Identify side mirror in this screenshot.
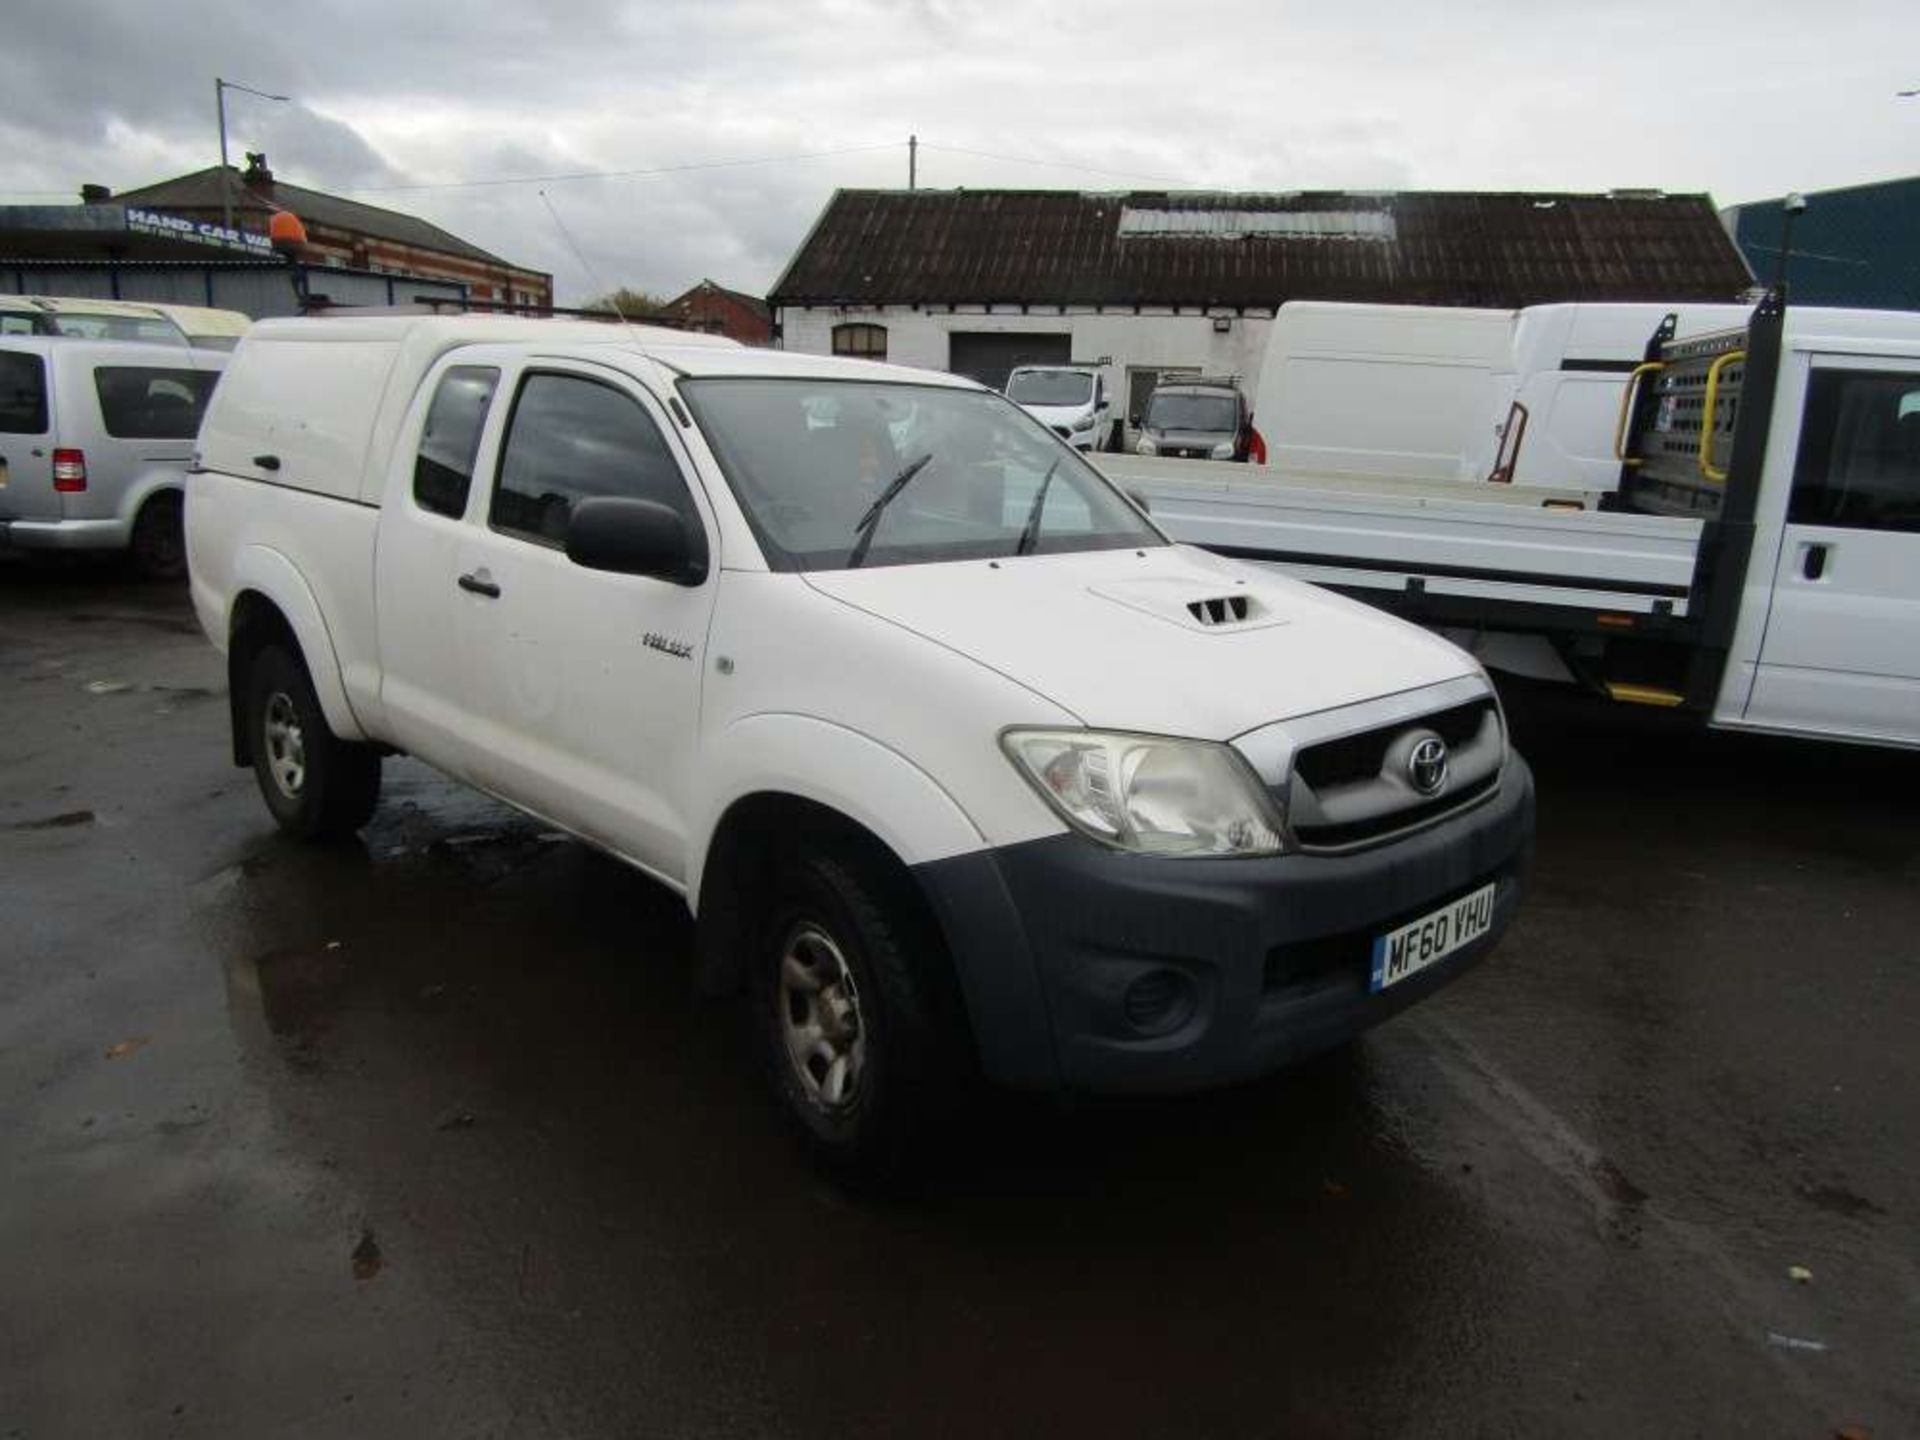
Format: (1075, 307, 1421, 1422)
(566, 496, 708, 585)
(1127, 488, 1152, 514)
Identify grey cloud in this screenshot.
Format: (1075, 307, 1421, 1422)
(3, 0, 1918, 302)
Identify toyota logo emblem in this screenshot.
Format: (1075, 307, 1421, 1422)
(1407, 736, 1449, 796)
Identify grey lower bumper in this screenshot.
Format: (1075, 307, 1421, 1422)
(1, 517, 129, 552)
(915, 751, 1535, 1095)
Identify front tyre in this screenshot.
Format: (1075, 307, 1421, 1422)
(751, 848, 963, 1179)
(245, 644, 381, 840)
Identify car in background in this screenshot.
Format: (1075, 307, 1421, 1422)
(0, 296, 251, 351)
(0, 335, 227, 578)
(1004, 364, 1115, 451)
(1135, 376, 1260, 462)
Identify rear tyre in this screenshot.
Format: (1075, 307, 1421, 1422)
(245, 644, 381, 840)
(750, 846, 965, 1181)
(129, 492, 187, 582)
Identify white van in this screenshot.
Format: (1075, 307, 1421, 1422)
(1254, 300, 1755, 489)
(187, 315, 1534, 1173)
(1, 336, 227, 577)
(1003, 364, 1114, 451)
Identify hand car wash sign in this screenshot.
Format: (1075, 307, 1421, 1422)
(125, 206, 274, 257)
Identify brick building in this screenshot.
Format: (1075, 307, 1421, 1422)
(100, 154, 552, 310)
(652, 279, 772, 343)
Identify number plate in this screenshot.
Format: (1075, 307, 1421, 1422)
(1369, 882, 1496, 993)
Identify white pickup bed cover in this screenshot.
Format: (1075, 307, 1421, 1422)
(1095, 455, 1705, 618)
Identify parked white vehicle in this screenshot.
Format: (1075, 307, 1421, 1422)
(1003, 364, 1113, 450)
(1104, 297, 1920, 750)
(187, 314, 1534, 1171)
(0, 336, 227, 577)
(1252, 299, 1754, 489)
(0, 295, 251, 351)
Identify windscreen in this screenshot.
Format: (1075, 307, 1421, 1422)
(1006, 369, 1093, 406)
(680, 378, 1162, 572)
(1145, 391, 1239, 433)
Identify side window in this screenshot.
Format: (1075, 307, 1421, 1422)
(0, 352, 49, 433)
(1790, 369, 1920, 533)
(92, 366, 219, 439)
(490, 372, 697, 546)
(831, 323, 887, 361)
(413, 366, 500, 518)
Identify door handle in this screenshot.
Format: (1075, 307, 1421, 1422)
(1801, 543, 1829, 582)
(457, 571, 501, 599)
(253, 454, 281, 472)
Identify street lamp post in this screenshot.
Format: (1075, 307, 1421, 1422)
(215, 77, 290, 238)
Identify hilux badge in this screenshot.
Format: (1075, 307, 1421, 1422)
(643, 632, 693, 660)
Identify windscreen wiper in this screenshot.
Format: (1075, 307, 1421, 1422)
(1013, 458, 1061, 556)
(847, 453, 933, 568)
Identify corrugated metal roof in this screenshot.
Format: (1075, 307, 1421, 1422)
(769, 189, 1754, 309)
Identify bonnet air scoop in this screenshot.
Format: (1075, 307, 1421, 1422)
(1087, 576, 1287, 633)
(1188, 594, 1250, 626)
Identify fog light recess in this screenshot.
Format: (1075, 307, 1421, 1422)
(1122, 968, 1197, 1037)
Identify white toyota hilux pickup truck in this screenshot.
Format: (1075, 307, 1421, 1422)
(187, 315, 1534, 1172)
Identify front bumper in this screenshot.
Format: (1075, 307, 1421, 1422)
(915, 751, 1534, 1094)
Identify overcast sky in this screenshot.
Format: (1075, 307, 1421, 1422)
(3, 0, 1916, 303)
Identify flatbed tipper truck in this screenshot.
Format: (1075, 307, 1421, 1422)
(1100, 295, 1920, 749)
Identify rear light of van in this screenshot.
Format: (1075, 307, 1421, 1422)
(52, 448, 87, 492)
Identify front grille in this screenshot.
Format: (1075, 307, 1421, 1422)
(1283, 697, 1502, 852)
(1289, 778, 1498, 850)
(1295, 699, 1492, 791)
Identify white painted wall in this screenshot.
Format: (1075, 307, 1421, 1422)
(778, 303, 1275, 429)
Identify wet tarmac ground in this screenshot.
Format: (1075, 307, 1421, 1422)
(2, 564, 1916, 1438)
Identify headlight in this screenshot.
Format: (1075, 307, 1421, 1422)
(1071, 411, 1096, 432)
(1135, 436, 1158, 455)
(1002, 729, 1287, 857)
(1210, 440, 1236, 459)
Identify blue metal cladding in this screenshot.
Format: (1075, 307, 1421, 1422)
(1729, 177, 1920, 312)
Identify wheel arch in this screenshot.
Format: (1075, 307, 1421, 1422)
(693, 788, 952, 997)
(121, 469, 184, 530)
(224, 550, 365, 764)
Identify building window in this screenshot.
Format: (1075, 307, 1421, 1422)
(832, 323, 887, 360)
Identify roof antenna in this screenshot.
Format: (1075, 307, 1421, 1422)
(538, 188, 641, 343)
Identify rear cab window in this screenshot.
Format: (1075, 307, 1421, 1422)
(0, 351, 50, 433)
(489, 371, 699, 546)
(91, 366, 219, 439)
(413, 366, 500, 519)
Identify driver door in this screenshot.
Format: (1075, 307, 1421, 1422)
(455, 359, 720, 884)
